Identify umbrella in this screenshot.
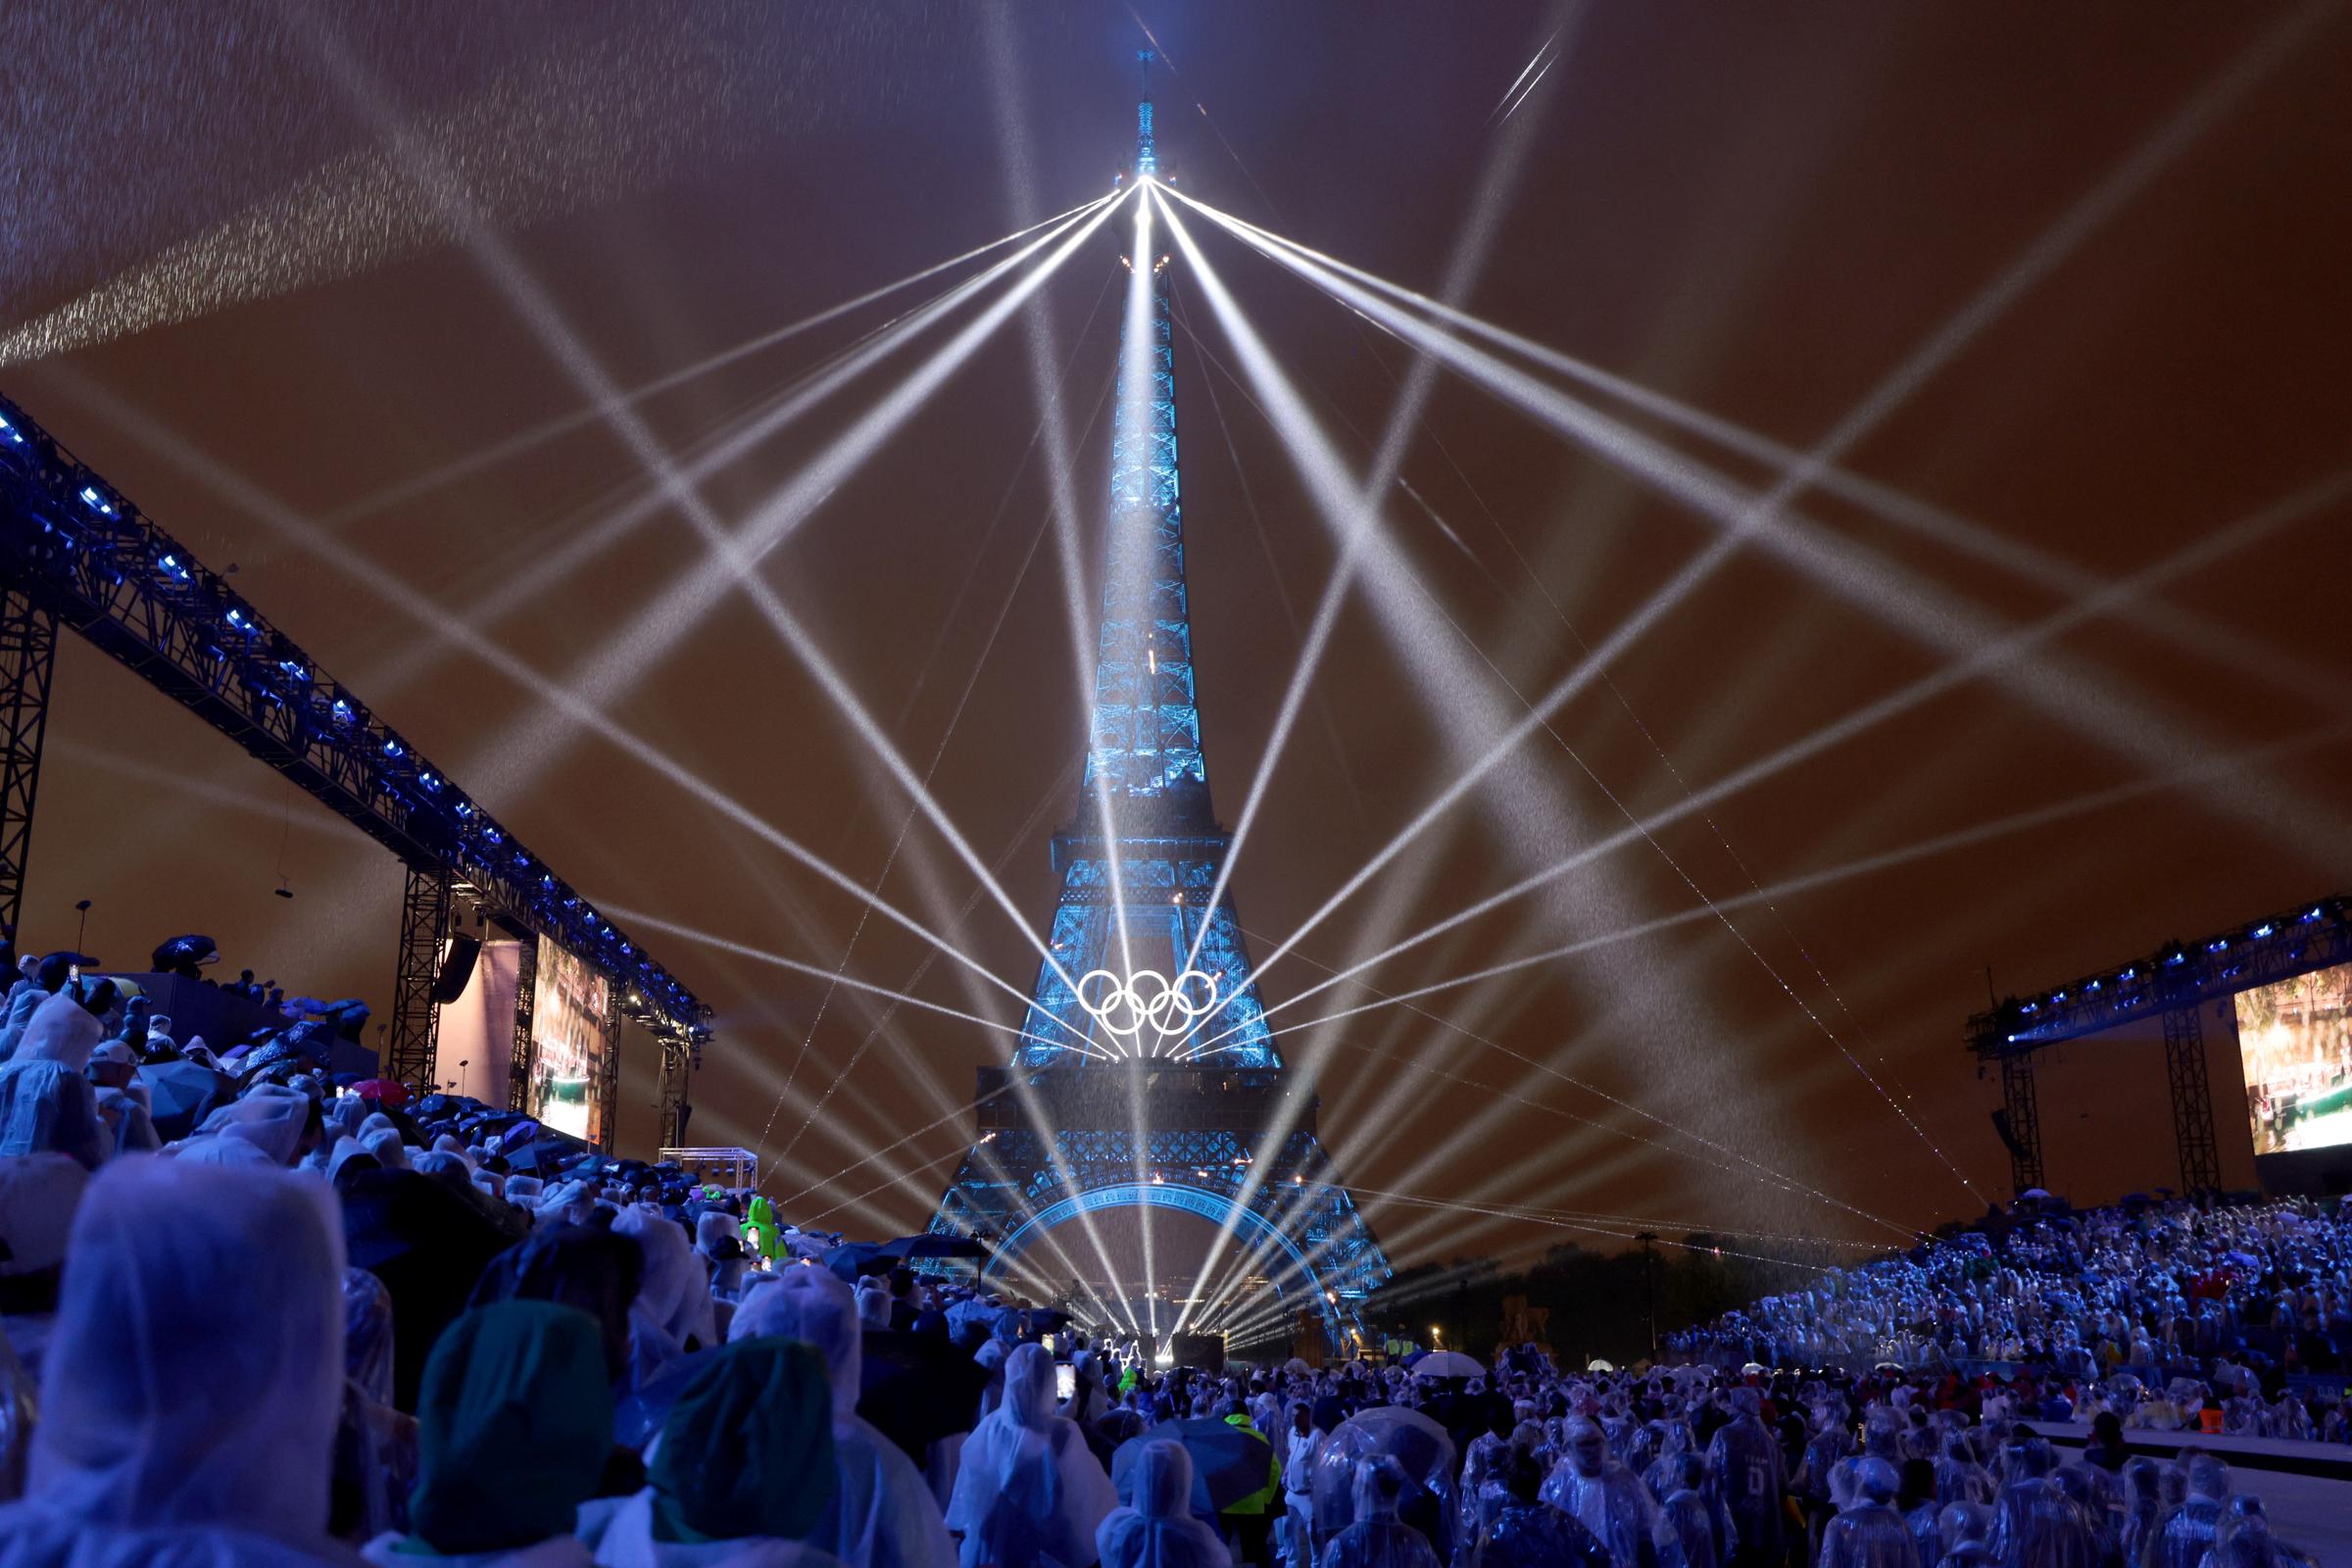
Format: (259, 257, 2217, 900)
(351, 1078, 410, 1106)
(2020, 1188, 2053, 1200)
(1338, 1406, 1454, 1484)
(858, 1328, 990, 1460)
(135, 1058, 238, 1142)
(1411, 1350, 1483, 1380)
(1116, 1418, 1276, 1513)
(882, 1232, 990, 1261)
(1283, 1357, 1312, 1376)
(947, 1297, 1007, 1338)
(823, 1242, 898, 1283)
(150, 934, 218, 970)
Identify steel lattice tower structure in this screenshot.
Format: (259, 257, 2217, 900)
(933, 86, 1389, 1351)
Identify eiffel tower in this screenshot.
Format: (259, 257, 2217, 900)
(931, 76, 1389, 1352)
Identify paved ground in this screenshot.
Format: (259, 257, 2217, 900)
(2219, 1468, 2352, 1563)
(2034, 1421, 2352, 1563)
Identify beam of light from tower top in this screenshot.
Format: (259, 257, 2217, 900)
(320, 195, 1113, 529)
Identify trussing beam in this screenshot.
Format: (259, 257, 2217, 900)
(1967, 895, 2351, 1058)
(0, 584, 58, 948)
(1998, 1054, 2045, 1198)
(0, 392, 711, 1054)
(508, 934, 539, 1113)
(388, 866, 451, 1095)
(2162, 1004, 2223, 1194)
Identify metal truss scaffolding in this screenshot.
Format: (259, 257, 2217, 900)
(387, 866, 450, 1094)
(2162, 1004, 2222, 1194)
(0, 392, 711, 1148)
(1967, 894, 2348, 1196)
(0, 585, 58, 947)
(508, 933, 539, 1113)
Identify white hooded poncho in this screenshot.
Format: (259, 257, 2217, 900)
(0, 994, 107, 1170)
(729, 1265, 956, 1568)
(1097, 1441, 1231, 1568)
(946, 1343, 1116, 1568)
(0, 1154, 357, 1567)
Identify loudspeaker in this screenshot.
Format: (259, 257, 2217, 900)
(431, 934, 482, 1004)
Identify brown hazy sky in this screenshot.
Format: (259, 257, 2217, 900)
(3, 1, 2348, 1286)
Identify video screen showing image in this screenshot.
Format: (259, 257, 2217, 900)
(2236, 962, 2352, 1156)
(530, 938, 613, 1146)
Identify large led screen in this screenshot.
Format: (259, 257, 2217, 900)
(2235, 962, 2352, 1156)
(529, 938, 613, 1146)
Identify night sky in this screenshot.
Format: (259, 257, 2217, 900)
(4, 1, 2348, 1292)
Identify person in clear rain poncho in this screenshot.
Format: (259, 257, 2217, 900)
(947, 1342, 1117, 1568)
(363, 1300, 614, 1567)
(592, 1336, 848, 1568)
(1540, 1417, 1658, 1568)
(1097, 1439, 1232, 1568)
(1700, 1388, 1782, 1568)
(0, 1154, 356, 1567)
(1321, 1458, 1441, 1568)
(611, 1205, 717, 1445)
(728, 1263, 956, 1568)
(1470, 1448, 1610, 1568)
(1652, 1453, 1729, 1568)
(1818, 1458, 1919, 1568)
(0, 992, 108, 1170)
(2148, 1453, 2231, 1568)
(2118, 1458, 2165, 1568)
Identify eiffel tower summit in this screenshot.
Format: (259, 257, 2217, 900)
(930, 74, 1389, 1355)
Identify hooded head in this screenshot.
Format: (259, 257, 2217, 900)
(2186, 1452, 2231, 1502)
(14, 991, 100, 1071)
(28, 1156, 345, 1531)
(533, 1179, 593, 1226)
(1352, 1456, 1407, 1523)
(408, 1301, 615, 1554)
(362, 1126, 409, 1170)
(1130, 1438, 1193, 1519)
(615, 1204, 711, 1348)
(1003, 1342, 1058, 1430)
(188, 1083, 312, 1165)
(1854, 1456, 1899, 1507)
(468, 1222, 644, 1383)
(729, 1261, 861, 1421)
(649, 1336, 837, 1544)
(1565, 1415, 1607, 1478)
(856, 1281, 894, 1328)
(695, 1210, 737, 1254)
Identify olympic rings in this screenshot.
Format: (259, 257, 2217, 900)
(1075, 967, 1220, 1045)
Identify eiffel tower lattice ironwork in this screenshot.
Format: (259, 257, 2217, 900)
(931, 80, 1389, 1351)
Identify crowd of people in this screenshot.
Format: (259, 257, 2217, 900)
(1665, 1194, 2352, 1446)
(0, 940, 2343, 1566)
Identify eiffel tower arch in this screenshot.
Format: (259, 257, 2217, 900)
(932, 83, 1388, 1352)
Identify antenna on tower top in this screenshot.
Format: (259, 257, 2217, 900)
(1133, 49, 1159, 177)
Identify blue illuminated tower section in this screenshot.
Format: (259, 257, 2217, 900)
(933, 84, 1389, 1350)
(1012, 85, 1279, 1069)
